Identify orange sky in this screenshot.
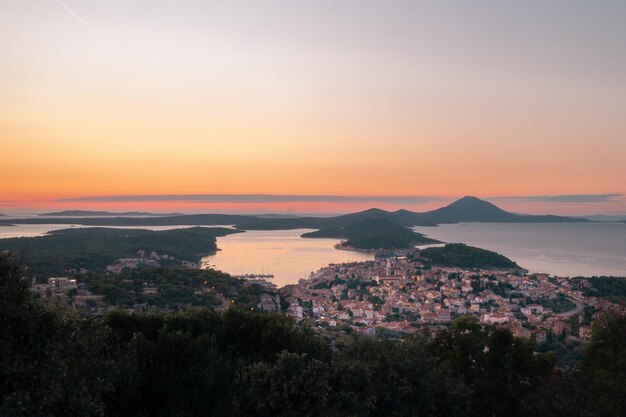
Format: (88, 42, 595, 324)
(1, 1, 625, 215)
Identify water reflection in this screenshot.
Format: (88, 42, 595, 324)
(202, 229, 373, 287)
(413, 222, 626, 277)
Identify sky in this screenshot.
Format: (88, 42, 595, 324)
(1, 0, 625, 215)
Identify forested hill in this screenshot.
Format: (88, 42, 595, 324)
(419, 243, 521, 269)
(0, 227, 239, 278)
(302, 218, 438, 250)
(414, 196, 591, 224)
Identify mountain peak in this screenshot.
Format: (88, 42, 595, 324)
(444, 195, 510, 214)
(450, 196, 493, 206)
(358, 208, 390, 215)
(419, 195, 515, 223)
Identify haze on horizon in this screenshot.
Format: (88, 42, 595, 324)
(1, 1, 625, 215)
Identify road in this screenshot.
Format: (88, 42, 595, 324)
(556, 297, 585, 318)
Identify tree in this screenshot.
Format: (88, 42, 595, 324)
(0, 253, 110, 416)
(429, 316, 554, 417)
(234, 351, 331, 416)
(578, 309, 626, 417)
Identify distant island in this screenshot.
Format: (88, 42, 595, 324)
(578, 214, 626, 222)
(302, 217, 439, 250)
(1, 196, 591, 230)
(40, 210, 182, 217)
(414, 196, 591, 224)
(419, 243, 522, 270)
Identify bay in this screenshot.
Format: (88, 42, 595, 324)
(3, 222, 624, 283)
(202, 229, 373, 287)
(0, 224, 222, 239)
(413, 222, 626, 277)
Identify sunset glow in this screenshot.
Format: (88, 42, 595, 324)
(2, 1, 625, 215)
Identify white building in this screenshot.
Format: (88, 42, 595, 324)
(482, 313, 509, 325)
(288, 304, 303, 321)
(48, 277, 77, 290)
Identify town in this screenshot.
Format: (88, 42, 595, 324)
(281, 253, 622, 343)
(32, 247, 624, 347)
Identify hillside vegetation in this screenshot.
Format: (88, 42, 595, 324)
(302, 218, 438, 250)
(1, 253, 624, 417)
(420, 243, 521, 269)
(0, 227, 239, 278)
(577, 276, 626, 303)
(82, 267, 272, 309)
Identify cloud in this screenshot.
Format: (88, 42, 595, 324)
(489, 193, 624, 203)
(56, 194, 445, 205)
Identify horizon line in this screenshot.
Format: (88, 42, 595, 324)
(55, 193, 623, 205)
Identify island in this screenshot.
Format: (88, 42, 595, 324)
(0, 196, 591, 229)
(301, 218, 439, 250)
(419, 243, 522, 269)
(40, 210, 182, 217)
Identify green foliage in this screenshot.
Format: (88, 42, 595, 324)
(579, 310, 626, 417)
(528, 294, 577, 314)
(82, 267, 272, 309)
(429, 316, 556, 417)
(0, 227, 239, 279)
(487, 280, 514, 297)
(0, 253, 111, 416)
(581, 276, 626, 303)
(1, 254, 625, 417)
(302, 218, 438, 250)
(420, 244, 520, 269)
(536, 337, 583, 366)
(234, 351, 331, 416)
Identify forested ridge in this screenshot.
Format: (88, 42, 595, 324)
(0, 227, 238, 278)
(302, 217, 438, 249)
(1, 253, 624, 417)
(0, 197, 590, 230)
(419, 243, 521, 269)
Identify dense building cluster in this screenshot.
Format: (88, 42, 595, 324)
(282, 255, 620, 341)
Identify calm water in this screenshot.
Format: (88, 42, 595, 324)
(0, 224, 231, 238)
(3, 222, 624, 283)
(0, 225, 371, 286)
(0, 224, 78, 238)
(413, 223, 626, 277)
(202, 229, 373, 287)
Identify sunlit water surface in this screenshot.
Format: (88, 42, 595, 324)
(413, 222, 626, 277)
(0, 224, 216, 238)
(3, 222, 624, 284)
(202, 229, 373, 287)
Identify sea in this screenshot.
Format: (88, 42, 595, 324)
(201, 229, 373, 287)
(413, 222, 626, 278)
(0, 224, 372, 287)
(1, 221, 624, 285)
